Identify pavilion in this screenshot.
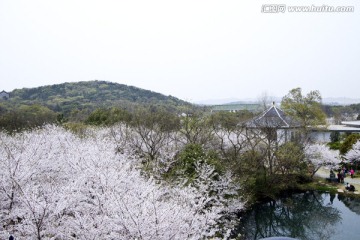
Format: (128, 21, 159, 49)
(245, 103, 301, 143)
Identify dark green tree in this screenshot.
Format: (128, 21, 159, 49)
(281, 88, 326, 132)
(330, 131, 340, 143)
(85, 107, 131, 126)
(0, 104, 57, 133)
(340, 133, 360, 155)
(165, 143, 222, 183)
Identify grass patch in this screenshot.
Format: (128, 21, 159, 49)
(298, 177, 338, 194)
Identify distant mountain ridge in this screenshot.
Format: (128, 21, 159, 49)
(7, 80, 192, 114)
(322, 97, 360, 106)
(197, 97, 360, 106)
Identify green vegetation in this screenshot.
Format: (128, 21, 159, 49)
(236, 144, 310, 201)
(322, 103, 360, 123)
(327, 132, 360, 154)
(1, 83, 353, 203)
(339, 133, 360, 155)
(0, 80, 195, 132)
(5, 80, 192, 115)
(281, 87, 326, 129)
(165, 144, 223, 183)
(85, 107, 132, 126)
(0, 103, 57, 133)
(330, 131, 340, 143)
(300, 179, 338, 194)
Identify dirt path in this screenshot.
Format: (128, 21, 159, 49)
(315, 167, 360, 193)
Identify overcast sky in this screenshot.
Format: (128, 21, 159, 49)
(0, 0, 359, 102)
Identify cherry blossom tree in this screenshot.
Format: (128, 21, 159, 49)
(345, 140, 360, 163)
(0, 125, 244, 239)
(0, 126, 78, 239)
(305, 144, 341, 178)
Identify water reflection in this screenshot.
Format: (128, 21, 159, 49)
(239, 191, 342, 240)
(337, 194, 360, 215)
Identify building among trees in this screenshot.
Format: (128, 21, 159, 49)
(211, 103, 260, 113)
(245, 102, 301, 143)
(311, 121, 360, 143)
(0, 90, 9, 100)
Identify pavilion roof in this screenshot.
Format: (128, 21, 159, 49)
(246, 104, 300, 129)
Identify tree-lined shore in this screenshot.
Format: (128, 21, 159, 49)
(1, 84, 360, 239)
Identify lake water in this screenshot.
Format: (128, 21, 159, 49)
(236, 191, 360, 240)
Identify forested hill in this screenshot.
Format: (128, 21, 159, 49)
(7, 80, 192, 113)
